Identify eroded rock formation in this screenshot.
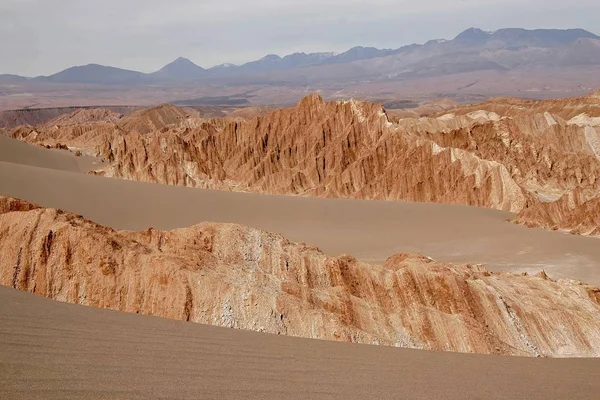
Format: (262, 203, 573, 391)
(4, 94, 529, 211)
(414, 112, 600, 201)
(1, 196, 599, 357)
(416, 93, 600, 234)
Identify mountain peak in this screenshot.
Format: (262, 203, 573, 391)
(487, 28, 600, 47)
(44, 63, 146, 85)
(172, 57, 194, 64)
(570, 28, 600, 39)
(213, 63, 237, 69)
(260, 54, 282, 61)
(298, 93, 325, 109)
(154, 57, 205, 79)
(161, 57, 202, 69)
(454, 27, 490, 42)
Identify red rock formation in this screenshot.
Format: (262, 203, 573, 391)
(0, 197, 40, 213)
(0, 106, 139, 129)
(415, 113, 600, 202)
(1, 196, 599, 357)
(414, 96, 600, 235)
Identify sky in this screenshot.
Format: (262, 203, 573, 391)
(1, 0, 599, 76)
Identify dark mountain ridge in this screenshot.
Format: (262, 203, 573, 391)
(3, 28, 598, 86)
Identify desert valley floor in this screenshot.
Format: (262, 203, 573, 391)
(2, 93, 600, 399)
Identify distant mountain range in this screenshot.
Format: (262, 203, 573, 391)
(5, 27, 600, 86)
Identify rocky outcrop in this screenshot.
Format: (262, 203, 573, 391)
(1, 196, 599, 357)
(413, 98, 600, 234)
(0, 106, 140, 129)
(8, 121, 124, 162)
(0, 197, 41, 213)
(515, 190, 600, 236)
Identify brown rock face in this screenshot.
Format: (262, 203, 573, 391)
(515, 190, 600, 236)
(386, 95, 600, 235)
(0, 106, 140, 129)
(1, 196, 599, 357)
(5, 91, 600, 234)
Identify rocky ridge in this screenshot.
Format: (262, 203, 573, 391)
(432, 91, 600, 120)
(44, 108, 125, 127)
(1, 196, 599, 357)
(6, 94, 528, 212)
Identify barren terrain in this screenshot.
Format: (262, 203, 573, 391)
(2, 24, 600, 400)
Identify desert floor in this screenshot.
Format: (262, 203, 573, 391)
(1, 286, 599, 400)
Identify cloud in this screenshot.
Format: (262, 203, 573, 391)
(1, 0, 599, 76)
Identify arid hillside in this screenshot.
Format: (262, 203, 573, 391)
(1, 196, 599, 357)
(0, 106, 141, 129)
(432, 91, 600, 120)
(4, 90, 600, 236)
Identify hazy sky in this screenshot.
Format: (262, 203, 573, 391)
(1, 0, 599, 76)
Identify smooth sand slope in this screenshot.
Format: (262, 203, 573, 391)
(1, 138, 600, 284)
(0, 135, 102, 172)
(1, 286, 599, 400)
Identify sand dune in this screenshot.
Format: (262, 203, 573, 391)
(1, 158, 600, 284)
(1, 286, 599, 400)
(0, 135, 101, 172)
